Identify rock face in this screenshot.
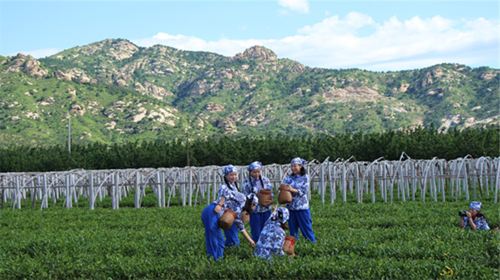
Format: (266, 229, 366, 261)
(106, 40, 139, 60)
(185, 79, 217, 96)
(322, 86, 381, 103)
(215, 118, 237, 134)
(61, 39, 139, 60)
(66, 88, 77, 98)
(147, 108, 177, 126)
(134, 82, 173, 100)
(399, 83, 410, 93)
(234, 46, 278, 61)
(70, 103, 85, 116)
(54, 68, 95, 84)
(480, 70, 499, 80)
(206, 103, 224, 112)
(6, 54, 48, 78)
(38, 97, 55, 106)
(132, 107, 148, 123)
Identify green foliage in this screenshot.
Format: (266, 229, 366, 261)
(0, 199, 498, 279)
(0, 127, 498, 172)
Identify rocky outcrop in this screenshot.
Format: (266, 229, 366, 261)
(129, 106, 178, 126)
(234, 46, 277, 62)
(38, 97, 55, 106)
(66, 88, 77, 98)
(134, 82, 173, 100)
(322, 86, 381, 103)
(132, 107, 148, 123)
(107, 40, 139, 60)
(399, 83, 410, 93)
(62, 39, 139, 60)
(184, 79, 221, 95)
(25, 111, 40, 120)
(480, 70, 499, 80)
(6, 54, 48, 78)
(54, 68, 96, 84)
(147, 108, 177, 126)
(70, 103, 86, 116)
(206, 103, 225, 113)
(215, 118, 237, 134)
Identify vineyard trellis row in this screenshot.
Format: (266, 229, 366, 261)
(0, 154, 498, 209)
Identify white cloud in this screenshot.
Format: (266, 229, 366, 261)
(278, 0, 310, 14)
(10, 48, 60, 58)
(135, 33, 264, 57)
(133, 12, 500, 70)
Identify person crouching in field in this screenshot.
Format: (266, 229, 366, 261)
(201, 165, 257, 261)
(459, 201, 490, 231)
(281, 157, 316, 243)
(254, 207, 289, 260)
(216, 165, 254, 247)
(243, 161, 274, 242)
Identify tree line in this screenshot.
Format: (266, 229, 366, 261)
(0, 127, 498, 172)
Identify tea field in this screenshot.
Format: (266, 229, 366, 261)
(0, 198, 498, 279)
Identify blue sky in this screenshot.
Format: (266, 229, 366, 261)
(0, 0, 498, 70)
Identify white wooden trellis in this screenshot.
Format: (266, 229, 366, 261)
(0, 154, 498, 210)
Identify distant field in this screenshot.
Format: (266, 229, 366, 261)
(0, 198, 498, 279)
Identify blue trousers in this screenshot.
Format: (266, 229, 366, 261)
(201, 203, 225, 261)
(224, 222, 240, 247)
(289, 209, 316, 243)
(249, 211, 271, 242)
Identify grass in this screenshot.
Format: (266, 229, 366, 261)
(0, 197, 498, 279)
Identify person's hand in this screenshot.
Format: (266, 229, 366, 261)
(466, 211, 472, 218)
(289, 187, 298, 193)
(214, 204, 223, 213)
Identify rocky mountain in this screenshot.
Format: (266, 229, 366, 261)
(0, 38, 498, 145)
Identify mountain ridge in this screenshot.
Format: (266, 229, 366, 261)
(0, 38, 498, 146)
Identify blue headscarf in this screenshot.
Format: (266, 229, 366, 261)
(271, 207, 289, 224)
(247, 161, 263, 171)
(222, 165, 238, 176)
(469, 201, 482, 211)
(291, 157, 307, 166)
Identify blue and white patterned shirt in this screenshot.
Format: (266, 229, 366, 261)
(254, 219, 285, 260)
(463, 215, 490, 231)
(282, 174, 310, 210)
(216, 183, 247, 231)
(243, 176, 273, 213)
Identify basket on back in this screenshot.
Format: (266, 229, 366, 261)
(257, 189, 273, 207)
(278, 184, 292, 204)
(218, 209, 237, 230)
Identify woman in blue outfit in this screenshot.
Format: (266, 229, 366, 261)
(243, 161, 273, 242)
(254, 207, 289, 260)
(459, 201, 490, 231)
(201, 165, 257, 261)
(281, 157, 316, 243)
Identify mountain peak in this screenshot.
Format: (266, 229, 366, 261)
(234, 45, 277, 61)
(52, 38, 139, 61)
(88, 38, 137, 48)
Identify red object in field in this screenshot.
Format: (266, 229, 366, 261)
(283, 235, 296, 256)
(218, 209, 237, 230)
